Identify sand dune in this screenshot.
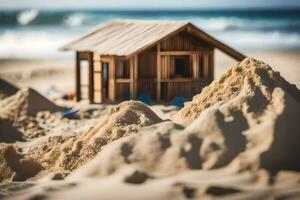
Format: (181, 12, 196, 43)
(68, 59, 300, 178)
(37, 101, 163, 176)
(1, 58, 300, 199)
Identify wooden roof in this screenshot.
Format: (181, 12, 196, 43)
(60, 20, 245, 61)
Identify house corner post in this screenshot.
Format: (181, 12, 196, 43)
(88, 52, 94, 103)
(156, 43, 161, 101)
(75, 51, 81, 102)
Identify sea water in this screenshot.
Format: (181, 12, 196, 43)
(0, 9, 299, 59)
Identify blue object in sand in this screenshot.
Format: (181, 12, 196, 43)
(123, 90, 131, 100)
(62, 109, 80, 118)
(138, 92, 151, 104)
(171, 96, 185, 108)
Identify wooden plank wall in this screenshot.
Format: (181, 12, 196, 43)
(113, 55, 137, 101)
(115, 59, 130, 78)
(87, 31, 215, 103)
(115, 83, 130, 101)
(157, 36, 214, 101)
(161, 33, 205, 51)
(108, 56, 116, 102)
(133, 55, 138, 99)
(156, 43, 161, 100)
(129, 55, 138, 99)
(192, 53, 199, 79)
(93, 54, 102, 103)
(138, 48, 157, 79)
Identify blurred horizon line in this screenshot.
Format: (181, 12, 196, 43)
(1, 7, 300, 12)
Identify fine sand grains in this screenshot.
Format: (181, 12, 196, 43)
(1, 58, 300, 200)
(1, 101, 163, 181)
(31, 101, 163, 177)
(0, 145, 42, 182)
(0, 88, 65, 140)
(174, 58, 300, 125)
(70, 58, 300, 179)
(0, 88, 64, 122)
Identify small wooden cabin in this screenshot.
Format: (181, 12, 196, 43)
(61, 20, 245, 103)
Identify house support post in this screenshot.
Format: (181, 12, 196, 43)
(130, 55, 138, 99)
(109, 57, 116, 102)
(88, 52, 94, 103)
(211, 50, 214, 82)
(75, 51, 81, 101)
(156, 43, 161, 101)
(204, 53, 209, 83)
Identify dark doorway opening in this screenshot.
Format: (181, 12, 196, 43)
(174, 56, 191, 78)
(102, 62, 109, 100)
(175, 58, 185, 76)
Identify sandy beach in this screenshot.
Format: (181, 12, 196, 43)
(0, 51, 299, 199)
(1, 50, 299, 97)
(0, 3, 300, 199)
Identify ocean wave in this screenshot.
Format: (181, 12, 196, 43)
(63, 13, 86, 27)
(215, 31, 300, 50)
(0, 10, 299, 34)
(0, 10, 92, 27)
(192, 17, 246, 31)
(0, 29, 299, 59)
(0, 30, 72, 59)
(192, 17, 300, 33)
(17, 9, 39, 25)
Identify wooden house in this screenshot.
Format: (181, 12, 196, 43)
(61, 20, 245, 103)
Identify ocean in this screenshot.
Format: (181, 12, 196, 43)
(0, 9, 299, 59)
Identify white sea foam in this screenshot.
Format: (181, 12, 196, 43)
(0, 29, 299, 59)
(192, 17, 246, 31)
(0, 30, 72, 59)
(192, 17, 300, 33)
(17, 9, 39, 25)
(216, 31, 300, 50)
(64, 13, 86, 27)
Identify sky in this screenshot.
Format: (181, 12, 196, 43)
(0, 0, 300, 10)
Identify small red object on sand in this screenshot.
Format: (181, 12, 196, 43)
(68, 91, 75, 100)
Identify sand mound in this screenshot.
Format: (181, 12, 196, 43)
(0, 119, 25, 143)
(0, 79, 19, 100)
(0, 88, 64, 124)
(0, 145, 42, 182)
(23, 101, 163, 178)
(174, 58, 300, 125)
(0, 88, 65, 141)
(70, 58, 300, 179)
(1, 58, 300, 199)
(173, 58, 300, 173)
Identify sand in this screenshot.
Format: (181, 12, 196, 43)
(0, 59, 73, 95)
(36, 101, 163, 176)
(0, 88, 67, 141)
(0, 57, 300, 199)
(0, 79, 19, 100)
(0, 119, 24, 143)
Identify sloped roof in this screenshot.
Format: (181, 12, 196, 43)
(60, 20, 245, 61)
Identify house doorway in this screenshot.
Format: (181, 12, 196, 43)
(102, 61, 109, 100)
(79, 60, 89, 100)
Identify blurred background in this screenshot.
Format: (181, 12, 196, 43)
(0, 0, 299, 95)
